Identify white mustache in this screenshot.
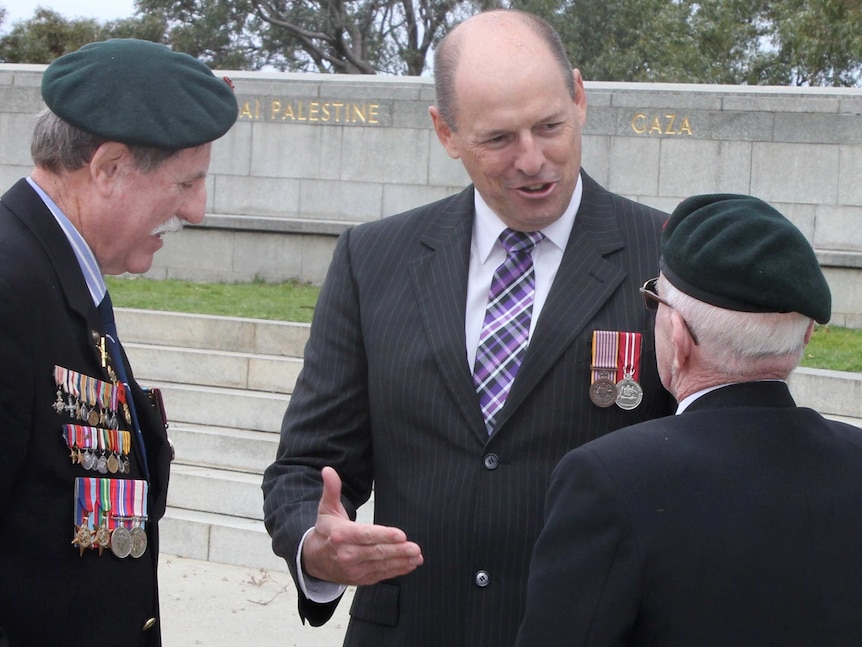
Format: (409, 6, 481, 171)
(151, 216, 184, 236)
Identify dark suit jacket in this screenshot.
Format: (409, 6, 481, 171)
(262, 171, 675, 646)
(0, 179, 172, 647)
(516, 381, 862, 646)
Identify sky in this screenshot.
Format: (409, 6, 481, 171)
(3, 0, 137, 31)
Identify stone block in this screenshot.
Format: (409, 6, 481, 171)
(250, 122, 343, 180)
(214, 175, 300, 219)
(0, 113, 37, 165)
(838, 146, 862, 207)
(382, 183, 464, 217)
(659, 139, 752, 195)
(340, 127, 430, 184)
(813, 205, 862, 252)
(210, 121, 252, 176)
(703, 110, 774, 142)
(300, 178, 383, 223)
(606, 136, 660, 196)
(775, 113, 862, 145)
(750, 143, 839, 205)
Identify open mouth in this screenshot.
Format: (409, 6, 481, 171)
(516, 182, 554, 196)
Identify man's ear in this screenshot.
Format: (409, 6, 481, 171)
(670, 310, 694, 374)
(89, 142, 131, 195)
(803, 320, 815, 345)
(429, 106, 461, 160)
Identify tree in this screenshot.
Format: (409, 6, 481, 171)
(514, 0, 862, 87)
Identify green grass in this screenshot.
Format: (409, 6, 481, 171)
(106, 276, 320, 323)
(800, 325, 862, 373)
(107, 277, 861, 373)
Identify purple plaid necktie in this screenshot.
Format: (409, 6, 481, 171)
(473, 228, 545, 433)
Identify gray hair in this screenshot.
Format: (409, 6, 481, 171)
(31, 109, 178, 174)
(433, 9, 575, 131)
(661, 276, 811, 380)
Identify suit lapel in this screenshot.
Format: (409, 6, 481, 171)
(2, 179, 96, 324)
(409, 187, 488, 438)
(495, 173, 628, 431)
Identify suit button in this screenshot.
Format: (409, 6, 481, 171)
(474, 570, 490, 587)
(142, 617, 157, 631)
(483, 453, 499, 470)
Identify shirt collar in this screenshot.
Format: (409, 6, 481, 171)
(473, 173, 583, 263)
(27, 176, 106, 306)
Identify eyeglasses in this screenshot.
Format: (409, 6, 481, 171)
(639, 277, 699, 344)
(639, 277, 671, 312)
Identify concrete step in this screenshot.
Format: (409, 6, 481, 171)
(168, 464, 265, 521)
(788, 367, 862, 420)
(160, 504, 376, 574)
(171, 423, 279, 474)
(116, 308, 310, 358)
(125, 342, 302, 393)
(138, 380, 289, 433)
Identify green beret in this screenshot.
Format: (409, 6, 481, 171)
(42, 39, 238, 149)
(661, 193, 831, 324)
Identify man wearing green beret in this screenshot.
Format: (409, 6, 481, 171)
(0, 39, 237, 646)
(516, 194, 862, 645)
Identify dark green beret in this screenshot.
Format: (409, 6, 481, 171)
(661, 193, 831, 324)
(42, 39, 238, 149)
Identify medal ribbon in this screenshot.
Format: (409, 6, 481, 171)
(591, 331, 619, 384)
(616, 332, 643, 382)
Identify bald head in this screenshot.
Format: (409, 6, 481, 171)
(434, 10, 575, 131)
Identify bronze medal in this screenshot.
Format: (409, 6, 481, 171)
(589, 378, 617, 408)
(110, 526, 132, 558)
(72, 519, 93, 556)
(129, 526, 147, 559)
(94, 524, 111, 556)
(615, 376, 643, 410)
(107, 454, 119, 474)
(88, 409, 100, 426)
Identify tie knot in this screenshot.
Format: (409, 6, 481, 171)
(500, 228, 544, 255)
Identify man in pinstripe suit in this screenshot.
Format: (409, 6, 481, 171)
(262, 9, 675, 646)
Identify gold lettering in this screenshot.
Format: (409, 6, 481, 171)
(631, 112, 693, 136)
(308, 101, 320, 122)
(664, 114, 677, 135)
(352, 104, 366, 123)
(332, 102, 345, 122)
(296, 102, 307, 121)
(368, 103, 379, 124)
(239, 101, 255, 120)
(270, 101, 282, 120)
(282, 103, 296, 120)
(321, 103, 331, 122)
(678, 116, 693, 135)
(255, 99, 260, 119)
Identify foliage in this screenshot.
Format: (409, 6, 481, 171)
(2, 1, 862, 82)
(514, 0, 862, 86)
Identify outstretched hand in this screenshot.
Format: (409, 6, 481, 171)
(301, 466, 424, 586)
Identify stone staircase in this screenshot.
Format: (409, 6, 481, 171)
(116, 308, 862, 574)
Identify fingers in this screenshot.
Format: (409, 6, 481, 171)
(304, 466, 424, 586)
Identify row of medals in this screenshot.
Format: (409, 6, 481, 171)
(64, 337, 141, 558)
(72, 514, 147, 559)
(589, 370, 644, 410)
(70, 446, 131, 475)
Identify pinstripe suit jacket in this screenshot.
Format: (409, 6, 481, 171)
(262, 171, 676, 646)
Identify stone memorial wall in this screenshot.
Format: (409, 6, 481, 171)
(1, 66, 860, 327)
